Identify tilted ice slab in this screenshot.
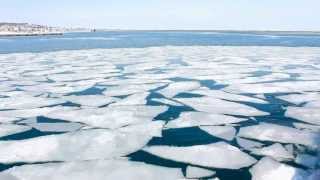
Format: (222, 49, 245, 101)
(165, 112, 247, 129)
(0, 106, 79, 121)
(176, 97, 268, 116)
(250, 157, 309, 180)
(45, 105, 167, 129)
(238, 123, 320, 148)
(0, 124, 31, 138)
(143, 142, 257, 169)
(186, 166, 216, 179)
(0, 121, 164, 163)
(285, 107, 320, 125)
(199, 126, 236, 141)
(0, 95, 65, 110)
(0, 159, 184, 180)
(293, 122, 320, 133)
(191, 89, 268, 104)
(109, 92, 149, 106)
(157, 81, 201, 98)
(278, 93, 320, 105)
(250, 143, 294, 161)
(62, 95, 119, 107)
(225, 81, 320, 94)
(26, 122, 83, 132)
(151, 98, 183, 106)
(103, 83, 167, 97)
(236, 137, 264, 150)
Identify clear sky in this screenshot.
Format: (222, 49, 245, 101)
(1, 0, 319, 31)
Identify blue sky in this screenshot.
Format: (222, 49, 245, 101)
(1, 0, 319, 30)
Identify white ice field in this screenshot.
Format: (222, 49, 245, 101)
(0, 46, 319, 180)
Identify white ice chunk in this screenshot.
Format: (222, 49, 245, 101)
(200, 126, 236, 141)
(0, 124, 31, 138)
(192, 89, 268, 104)
(238, 123, 320, 148)
(158, 81, 201, 98)
(109, 92, 149, 106)
(103, 83, 166, 97)
(250, 143, 294, 161)
(285, 107, 320, 125)
(236, 137, 264, 150)
(176, 97, 268, 116)
(186, 166, 216, 178)
(0, 159, 184, 180)
(62, 95, 119, 107)
(278, 93, 320, 105)
(27, 122, 83, 132)
(293, 122, 320, 133)
(165, 112, 247, 129)
(250, 157, 308, 180)
(151, 98, 183, 106)
(0, 106, 79, 120)
(0, 121, 163, 163)
(45, 105, 167, 129)
(144, 142, 257, 169)
(0, 95, 65, 110)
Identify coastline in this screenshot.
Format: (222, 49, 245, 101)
(0, 32, 63, 37)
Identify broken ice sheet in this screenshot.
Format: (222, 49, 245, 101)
(109, 92, 149, 106)
(0, 121, 164, 163)
(0, 95, 65, 110)
(186, 166, 216, 179)
(191, 89, 268, 104)
(176, 96, 269, 116)
(144, 142, 257, 169)
(250, 143, 294, 161)
(62, 95, 119, 107)
(250, 157, 309, 180)
(44, 105, 167, 129)
(285, 106, 320, 125)
(26, 122, 83, 132)
(0, 159, 184, 180)
(238, 123, 320, 148)
(0, 106, 79, 121)
(157, 81, 201, 98)
(165, 111, 247, 129)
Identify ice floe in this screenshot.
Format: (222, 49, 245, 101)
(186, 166, 216, 179)
(0, 121, 163, 163)
(0, 95, 65, 110)
(176, 97, 269, 116)
(285, 107, 320, 125)
(238, 123, 320, 148)
(236, 137, 264, 150)
(62, 95, 119, 107)
(157, 81, 201, 98)
(191, 89, 268, 104)
(0, 159, 184, 180)
(250, 157, 309, 180)
(144, 142, 257, 169)
(165, 112, 247, 129)
(250, 143, 294, 161)
(45, 105, 167, 129)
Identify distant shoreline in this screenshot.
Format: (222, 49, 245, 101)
(0, 32, 63, 37)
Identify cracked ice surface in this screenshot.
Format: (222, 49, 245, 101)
(0, 46, 320, 179)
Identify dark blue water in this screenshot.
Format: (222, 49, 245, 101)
(1, 31, 320, 54)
